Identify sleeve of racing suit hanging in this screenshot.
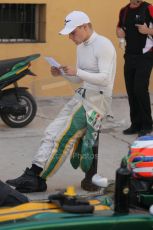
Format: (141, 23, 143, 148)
(76, 43, 116, 87)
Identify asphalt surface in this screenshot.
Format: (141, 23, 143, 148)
(0, 94, 153, 200)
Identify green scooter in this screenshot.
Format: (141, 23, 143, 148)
(0, 53, 40, 128)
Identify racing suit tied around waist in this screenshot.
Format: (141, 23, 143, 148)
(39, 88, 106, 179)
(70, 88, 105, 173)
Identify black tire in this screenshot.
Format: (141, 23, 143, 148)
(1, 89, 37, 128)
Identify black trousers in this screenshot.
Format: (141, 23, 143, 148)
(124, 52, 153, 130)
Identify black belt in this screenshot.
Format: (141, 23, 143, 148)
(76, 88, 103, 99)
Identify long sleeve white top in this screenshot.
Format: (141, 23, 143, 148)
(65, 32, 116, 97)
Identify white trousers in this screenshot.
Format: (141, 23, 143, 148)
(32, 89, 109, 179)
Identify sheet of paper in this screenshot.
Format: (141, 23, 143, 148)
(44, 56, 65, 75)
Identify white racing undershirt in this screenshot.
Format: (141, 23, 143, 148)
(65, 32, 116, 97)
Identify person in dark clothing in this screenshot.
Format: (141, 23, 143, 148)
(116, 0, 153, 137)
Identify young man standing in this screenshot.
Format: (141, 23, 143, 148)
(116, 0, 153, 137)
(6, 11, 116, 193)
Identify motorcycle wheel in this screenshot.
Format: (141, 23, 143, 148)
(1, 89, 37, 128)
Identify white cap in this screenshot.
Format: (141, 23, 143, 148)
(59, 11, 90, 35)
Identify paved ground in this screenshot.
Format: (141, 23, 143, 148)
(0, 94, 153, 200)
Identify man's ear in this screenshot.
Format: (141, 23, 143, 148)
(84, 24, 89, 31)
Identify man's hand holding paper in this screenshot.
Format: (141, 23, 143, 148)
(61, 65, 77, 76)
(44, 57, 65, 76)
(51, 66, 62, 76)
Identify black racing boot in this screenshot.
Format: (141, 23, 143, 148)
(6, 168, 47, 193)
(81, 133, 101, 192)
(123, 126, 140, 135)
(138, 128, 152, 137)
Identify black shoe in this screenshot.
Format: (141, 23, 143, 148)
(81, 178, 101, 192)
(6, 168, 47, 193)
(138, 129, 152, 137)
(123, 127, 140, 135)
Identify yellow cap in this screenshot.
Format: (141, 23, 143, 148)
(64, 186, 76, 196)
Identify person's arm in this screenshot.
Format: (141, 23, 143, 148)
(116, 7, 127, 49)
(136, 23, 153, 35)
(63, 73, 82, 83)
(116, 27, 125, 38)
(76, 43, 116, 87)
(148, 4, 153, 36)
(136, 4, 153, 36)
(61, 44, 116, 87)
(116, 27, 126, 49)
(61, 40, 116, 87)
(116, 8, 126, 38)
(60, 57, 82, 83)
(51, 64, 82, 83)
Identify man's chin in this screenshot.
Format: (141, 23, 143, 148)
(74, 41, 82, 45)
